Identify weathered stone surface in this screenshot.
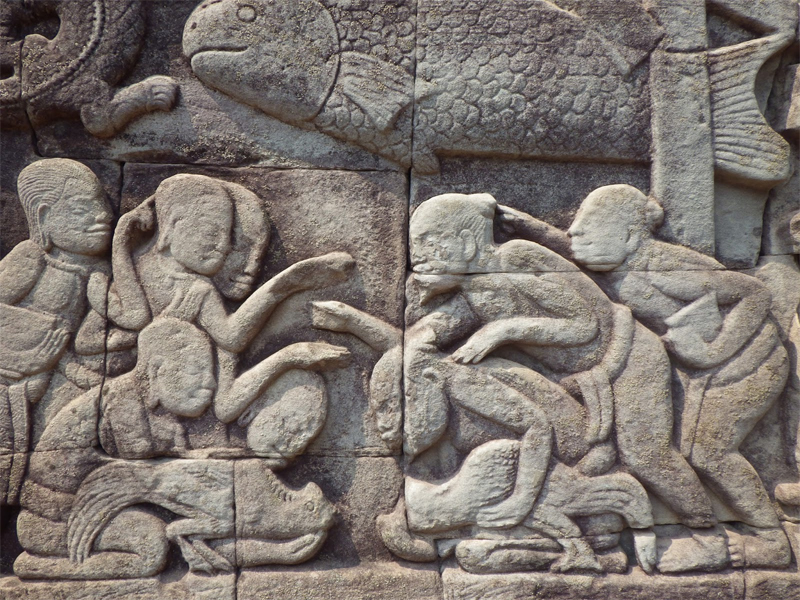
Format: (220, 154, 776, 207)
(119, 164, 407, 455)
(2, 1, 800, 597)
(238, 563, 442, 600)
(0, 573, 236, 600)
(442, 564, 748, 600)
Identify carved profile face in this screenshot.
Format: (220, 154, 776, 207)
(409, 194, 496, 274)
(166, 193, 234, 276)
(410, 227, 477, 274)
(568, 194, 634, 271)
(41, 177, 113, 256)
(213, 190, 270, 301)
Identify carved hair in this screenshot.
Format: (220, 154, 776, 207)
(411, 193, 497, 248)
(153, 173, 235, 250)
(17, 159, 102, 247)
(585, 184, 664, 233)
(137, 316, 213, 373)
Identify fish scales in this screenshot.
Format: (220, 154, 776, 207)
(413, 0, 651, 173)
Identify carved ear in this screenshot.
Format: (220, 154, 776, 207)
(460, 230, 477, 263)
(157, 216, 176, 251)
(36, 204, 52, 250)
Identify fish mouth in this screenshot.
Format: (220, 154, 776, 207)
(185, 44, 248, 59)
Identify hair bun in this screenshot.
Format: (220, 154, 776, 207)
(644, 197, 664, 231)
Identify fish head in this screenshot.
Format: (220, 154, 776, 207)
(183, 0, 340, 123)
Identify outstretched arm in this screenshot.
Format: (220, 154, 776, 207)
(311, 301, 401, 352)
(214, 341, 351, 423)
(197, 252, 355, 353)
(452, 274, 599, 363)
(497, 205, 573, 260)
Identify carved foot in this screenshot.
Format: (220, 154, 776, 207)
(455, 538, 560, 574)
(174, 535, 234, 574)
(376, 498, 437, 562)
(549, 539, 602, 573)
(655, 525, 729, 573)
(724, 524, 791, 569)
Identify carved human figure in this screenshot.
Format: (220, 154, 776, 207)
(0, 159, 120, 504)
(14, 316, 335, 579)
(105, 174, 354, 456)
(380, 193, 721, 573)
(500, 184, 791, 569)
(775, 212, 800, 507)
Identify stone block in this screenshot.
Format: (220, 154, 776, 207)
(238, 563, 442, 600)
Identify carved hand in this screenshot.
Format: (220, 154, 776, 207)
(451, 322, 505, 364)
(118, 197, 155, 235)
(281, 252, 356, 293)
(662, 326, 715, 368)
(32, 327, 70, 368)
(497, 204, 534, 235)
(288, 341, 352, 370)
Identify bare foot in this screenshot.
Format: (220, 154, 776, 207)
(723, 524, 791, 569)
(376, 498, 437, 562)
(550, 540, 602, 573)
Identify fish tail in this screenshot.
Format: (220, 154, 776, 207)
(709, 34, 792, 186)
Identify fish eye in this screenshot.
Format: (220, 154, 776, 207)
(237, 4, 256, 22)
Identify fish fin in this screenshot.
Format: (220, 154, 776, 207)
(709, 34, 793, 186)
(338, 52, 414, 131)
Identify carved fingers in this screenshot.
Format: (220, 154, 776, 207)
(286, 252, 356, 292)
(33, 327, 70, 367)
(496, 204, 532, 235)
(118, 197, 156, 234)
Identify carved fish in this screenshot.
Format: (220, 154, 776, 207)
(183, 0, 792, 181)
(0, 0, 177, 136)
(183, 0, 413, 167)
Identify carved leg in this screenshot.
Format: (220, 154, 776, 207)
(376, 497, 437, 562)
(613, 326, 716, 528)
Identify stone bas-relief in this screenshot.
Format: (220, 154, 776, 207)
(0, 0, 178, 136)
(1, 1, 799, 599)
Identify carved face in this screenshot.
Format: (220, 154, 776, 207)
(43, 178, 113, 255)
(568, 196, 633, 271)
(410, 226, 477, 274)
(168, 194, 234, 276)
(213, 200, 269, 301)
(150, 342, 217, 418)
